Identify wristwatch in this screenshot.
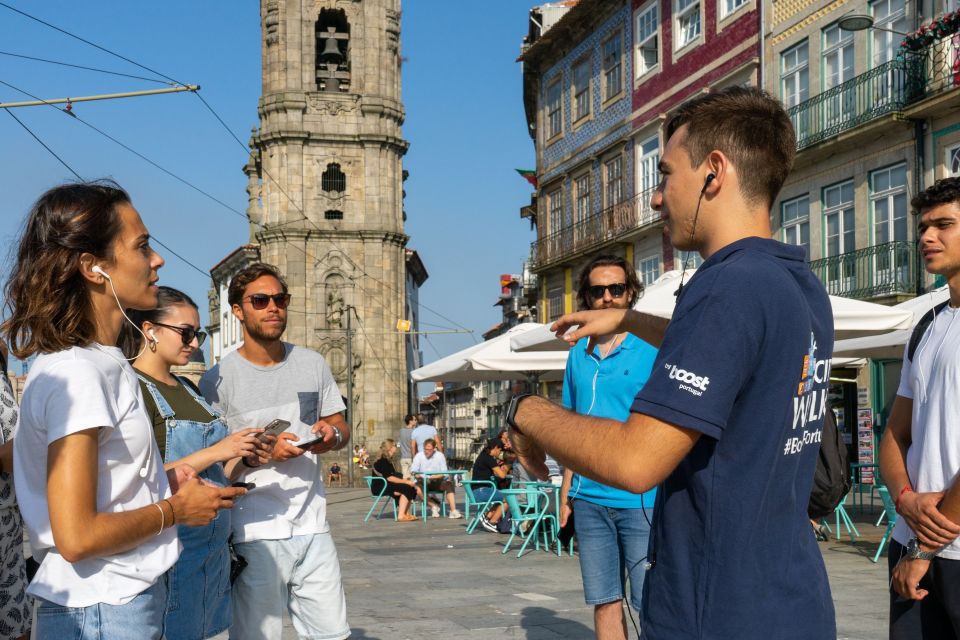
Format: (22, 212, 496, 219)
(906, 537, 938, 561)
(505, 393, 535, 434)
(330, 425, 343, 450)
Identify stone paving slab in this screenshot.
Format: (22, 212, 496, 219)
(213, 488, 891, 639)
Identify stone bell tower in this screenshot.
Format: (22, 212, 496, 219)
(246, 0, 408, 449)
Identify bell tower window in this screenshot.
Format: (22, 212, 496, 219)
(322, 163, 346, 193)
(316, 10, 350, 92)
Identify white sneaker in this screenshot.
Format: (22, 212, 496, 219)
(431, 506, 441, 518)
(479, 515, 498, 533)
(448, 510, 464, 519)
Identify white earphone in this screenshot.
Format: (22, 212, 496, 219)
(148, 329, 158, 346)
(91, 265, 111, 280)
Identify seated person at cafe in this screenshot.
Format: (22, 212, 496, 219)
(473, 438, 512, 533)
(372, 439, 419, 522)
(410, 439, 463, 519)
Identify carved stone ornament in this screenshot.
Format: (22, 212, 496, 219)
(264, 1, 280, 46)
(308, 94, 359, 115)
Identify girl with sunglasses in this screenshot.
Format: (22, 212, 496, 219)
(4, 182, 245, 639)
(119, 286, 273, 640)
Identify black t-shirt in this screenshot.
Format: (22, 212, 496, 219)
(471, 451, 499, 482)
(373, 457, 401, 480)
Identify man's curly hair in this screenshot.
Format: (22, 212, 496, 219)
(911, 177, 960, 216)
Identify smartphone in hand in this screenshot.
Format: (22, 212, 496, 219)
(257, 419, 291, 443)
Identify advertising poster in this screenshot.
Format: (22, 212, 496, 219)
(857, 408, 875, 484)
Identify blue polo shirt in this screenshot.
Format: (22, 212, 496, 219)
(632, 237, 835, 640)
(562, 332, 658, 509)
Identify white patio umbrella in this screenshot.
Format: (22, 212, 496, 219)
(410, 323, 566, 383)
(832, 286, 949, 360)
(511, 269, 914, 352)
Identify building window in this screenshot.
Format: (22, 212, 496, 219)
(324, 210, 344, 220)
(321, 163, 346, 192)
(548, 287, 564, 322)
(637, 254, 661, 285)
(635, 3, 659, 77)
(572, 57, 591, 122)
(677, 250, 703, 270)
(946, 144, 960, 175)
(871, 0, 908, 66)
(823, 180, 856, 293)
(602, 31, 623, 101)
(675, 0, 701, 50)
(546, 79, 562, 139)
(781, 41, 809, 140)
(722, 0, 748, 18)
(574, 173, 591, 226)
(604, 156, 624, 207)
(637, 136, 660, 194)
(548, 188, 563, 234)
(781, 195, 810, 258)
(315, 9, 350, 92)
(871, 163, 908, 244)
(822, 24, 855, 126)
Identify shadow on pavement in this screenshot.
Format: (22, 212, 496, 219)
(520, 605, 594, 639)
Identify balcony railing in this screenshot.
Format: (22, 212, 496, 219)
(790, 32, 959, 150)
(531, 187, 660, 268)
(808, 241, 917, 299)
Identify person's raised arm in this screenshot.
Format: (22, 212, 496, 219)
(551, 308, 669, 352)
(510, 396, 698, 494)
(47, 429, 245, 562)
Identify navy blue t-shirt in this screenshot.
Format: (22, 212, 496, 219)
(631, 238, 835, 640)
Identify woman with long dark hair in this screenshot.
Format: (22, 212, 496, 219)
(3, 181, 244, 639)
(119, 286, 271, 639)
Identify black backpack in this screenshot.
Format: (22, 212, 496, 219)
(907, 301, 949, 362)
(807, 408, 852, 520)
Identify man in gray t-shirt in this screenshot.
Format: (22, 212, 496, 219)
(398, 414, 415, 478)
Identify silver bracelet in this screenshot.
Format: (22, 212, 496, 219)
(331, 426, 343, 449)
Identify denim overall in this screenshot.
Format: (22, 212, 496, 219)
(140, 374, 232, 640)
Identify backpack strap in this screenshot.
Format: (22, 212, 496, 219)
(907, 301, 950, 362)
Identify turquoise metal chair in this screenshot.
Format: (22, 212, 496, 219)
(463, 479, 500, 534)
(873, 485, 898, 563)
(364, 475, 411, 522)
(820, 494, 860, 542)
(499, 488, 558, 557)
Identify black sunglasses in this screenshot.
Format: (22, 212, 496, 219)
(153, 322, 207, 347)
(244, 293, 291, 310)
(588, 283, 627, 299)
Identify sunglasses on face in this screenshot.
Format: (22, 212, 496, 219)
(588, 283, 627, 300)
(244, 293, 291, 310)
(153, 322, 207, 347)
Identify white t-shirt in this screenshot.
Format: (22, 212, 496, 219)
(13, 345, 179, 606)
(200, 344, 346, 543)
(410, 450, 449, 474)
(894, 304, 960, 558)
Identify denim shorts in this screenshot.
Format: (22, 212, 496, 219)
(572, 498, 653, 611)
(231, 532, 349, 640)
(472, 486, 504, 508)
(34, 574, 167, 640)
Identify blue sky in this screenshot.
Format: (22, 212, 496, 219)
(0, 1, 540, 374)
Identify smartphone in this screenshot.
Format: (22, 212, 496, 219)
(231, 482, 256, 490)
(257, 419, 291, 442)
(295, 435, 325, 450)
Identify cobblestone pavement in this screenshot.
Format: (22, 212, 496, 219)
(211, 488, 892, 639)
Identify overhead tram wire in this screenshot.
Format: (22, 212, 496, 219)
(2, 108, 213, 279)
(349, 308, 406, 395)
(0, 51, 175, 85)
(0, 3, 478, 341)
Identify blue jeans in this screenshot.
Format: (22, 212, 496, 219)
(572, 498, 653, 611)
(472, 486, 504, 508)
(34, 575, 167, 639)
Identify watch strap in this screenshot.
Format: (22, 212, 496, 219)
(505, 393, 534, 433)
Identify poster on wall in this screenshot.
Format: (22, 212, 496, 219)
(857, 408, 875, 484)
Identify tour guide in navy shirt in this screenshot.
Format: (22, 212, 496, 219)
(506, 87, 835, 640)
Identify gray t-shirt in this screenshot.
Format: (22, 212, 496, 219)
(398, 426, 413, 460)
(200, 343, 345, 542)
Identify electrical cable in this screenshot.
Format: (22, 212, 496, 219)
(0, 50, 174, 84)
(4, 108, 81, 179)
(349, 307, 406, 394)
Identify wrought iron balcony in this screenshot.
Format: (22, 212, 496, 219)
(531, 188, 661, 269)
(789, 29, 959, 150)
(808, 241, 918, 299)
(788, 59, 916, 150)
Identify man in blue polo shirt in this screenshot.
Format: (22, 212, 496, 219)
(560, 254, 658, 640)
(505, 87, 835, 639)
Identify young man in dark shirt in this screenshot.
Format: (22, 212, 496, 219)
(506, 87, 835, 639)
